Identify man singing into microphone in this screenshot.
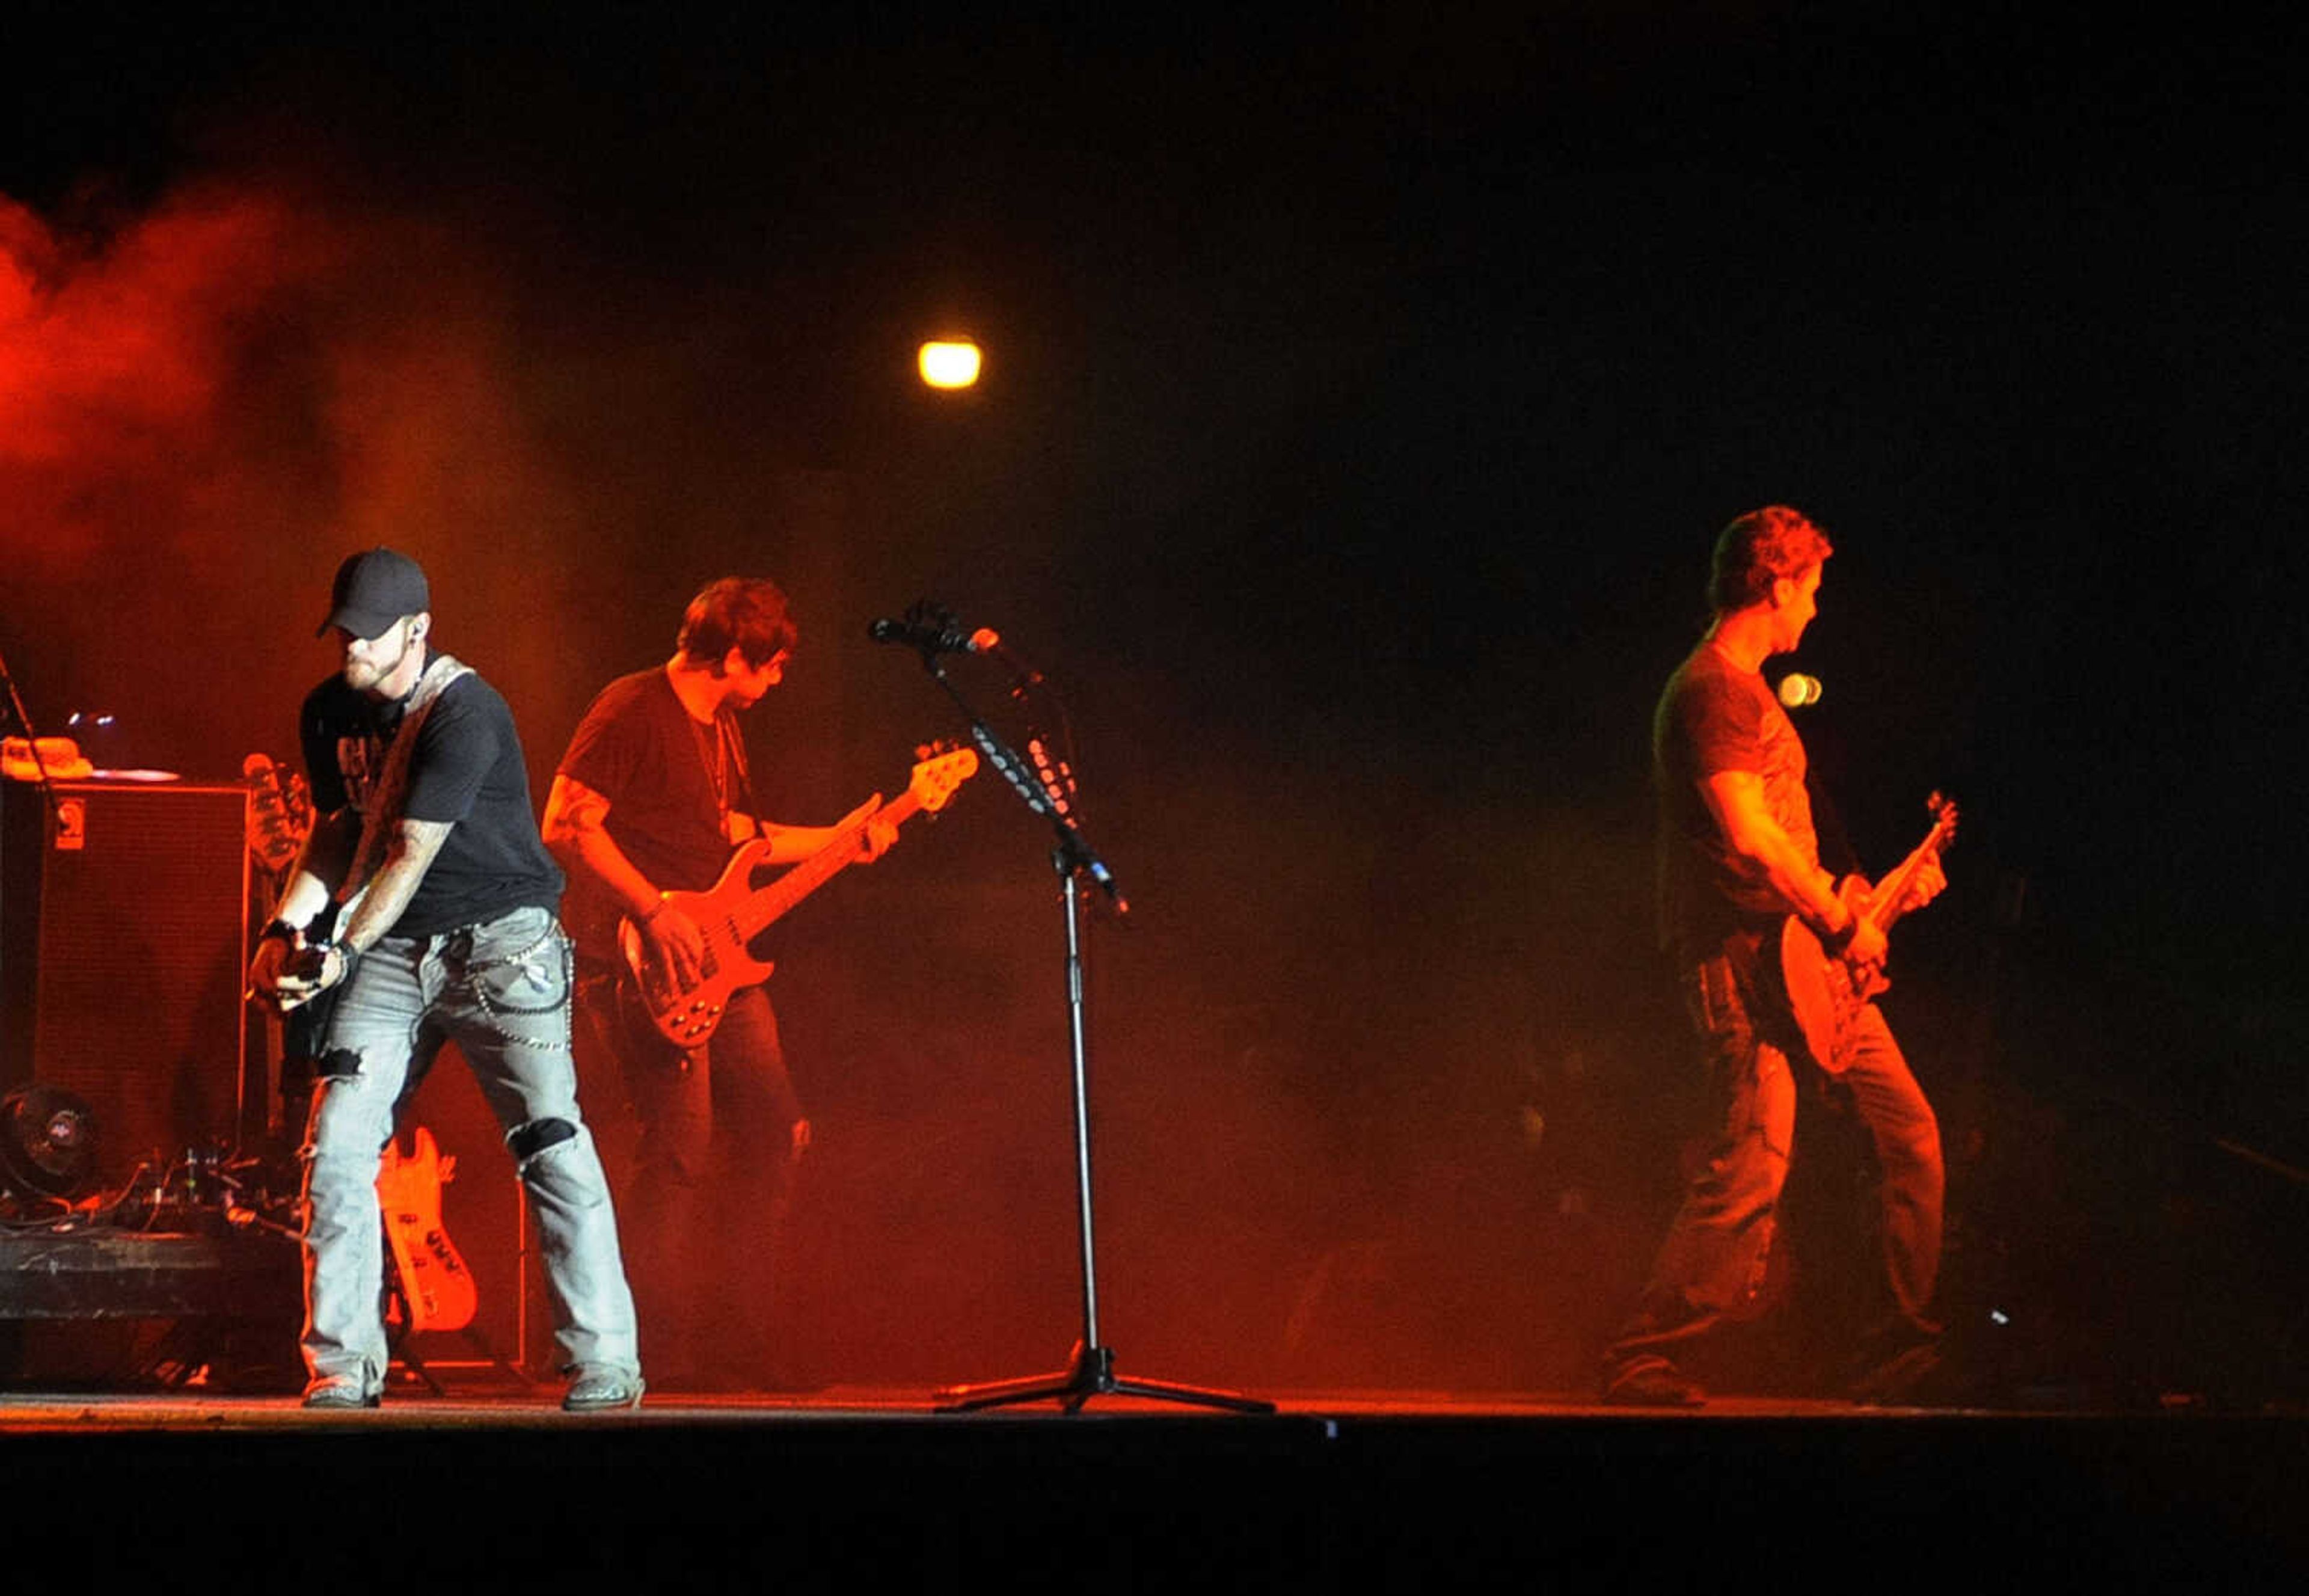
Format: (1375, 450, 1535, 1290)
(1601, 507, 1947, 1406)
(542, 577, 894, 1390)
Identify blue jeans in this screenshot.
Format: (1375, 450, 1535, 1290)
(301, 904, 640, 1391)
(1607, 932, 1944, 1377)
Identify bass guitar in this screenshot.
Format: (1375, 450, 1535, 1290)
(1778, 791, 1959, 1073)
(619, 745, 979, 1048)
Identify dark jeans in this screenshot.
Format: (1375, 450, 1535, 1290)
(576, 975, 806, 1383)
(1607, 932, 1943, 1379)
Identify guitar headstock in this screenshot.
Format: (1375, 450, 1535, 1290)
(1925, 790, 1960, 855)
(244, 752, 313, 874)
(909, 741, 981, 812)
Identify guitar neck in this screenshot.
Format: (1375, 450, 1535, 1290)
(732, 790, 924, 941)
(1866, 836, 1940, 938)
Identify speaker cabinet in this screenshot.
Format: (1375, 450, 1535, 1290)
(1, 780, 251, 1186)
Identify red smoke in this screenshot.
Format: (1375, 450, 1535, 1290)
(0, 179, 592, 777)
(2, 188, 331, 571)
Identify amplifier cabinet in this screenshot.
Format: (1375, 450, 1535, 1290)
(1, 780, 252, 1186)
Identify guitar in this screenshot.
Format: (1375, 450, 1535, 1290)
(243, 752, 314, 879)
(245, 753, 473, 1335)
(379, 1126, 478, 1334)
(618, 746, 980, 1048)
(243, 751, 346, 1061)
(1777, 791, 1959, 1073)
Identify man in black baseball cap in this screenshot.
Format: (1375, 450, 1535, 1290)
(317, 547, 431, 639)
(252, 546, 645, 1413)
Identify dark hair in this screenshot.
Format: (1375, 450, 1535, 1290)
(1707, 506, 1834, 615)
(677, 577, 798, 668)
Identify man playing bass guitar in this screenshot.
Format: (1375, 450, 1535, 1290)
(1602, 507, 1949, 1407)
(542, 576, 897, 1390)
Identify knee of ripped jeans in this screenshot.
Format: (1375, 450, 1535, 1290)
(507, 1116, 579, 1165)
(316, 1047, 363, 1079)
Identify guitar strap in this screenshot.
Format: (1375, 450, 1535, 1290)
(338, 652, 474, 906)
(725, 705, 763, 833)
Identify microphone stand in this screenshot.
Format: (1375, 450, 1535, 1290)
(907, 637, 1270, 1415)
(0, 643, 65, 818)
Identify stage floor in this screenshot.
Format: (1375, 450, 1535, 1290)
(6, 1383, 2304, 1585)
(0, 1381, 2005, 1426)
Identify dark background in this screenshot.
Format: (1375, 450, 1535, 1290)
(4, 7, 2303, 1401)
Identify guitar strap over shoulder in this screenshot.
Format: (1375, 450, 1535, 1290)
(723, 706, 763, 833)
(338, 652, 474, 906)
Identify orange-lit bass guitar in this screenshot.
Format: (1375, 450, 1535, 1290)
(618, 746, 978, 1048)
(1777, 792, 1958, 1073)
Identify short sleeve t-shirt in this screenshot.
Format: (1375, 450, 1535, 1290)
(1653, 639, 1820, 954)
(554, 668, 743, 957)
(299, 668, 564, 939)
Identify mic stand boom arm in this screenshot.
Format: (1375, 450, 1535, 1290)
(910, 643, 1268, 1414)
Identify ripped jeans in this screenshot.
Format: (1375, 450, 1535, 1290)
(300, 903, 640, 1391)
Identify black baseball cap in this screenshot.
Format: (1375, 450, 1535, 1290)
(319, 548, 430, 638)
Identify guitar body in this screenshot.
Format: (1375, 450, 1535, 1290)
(1777, 918, 1885, 1075)
(615, 747, 979, 1050)
(378, 1126, 477, 1335)
(616, 839, 782, 1049)
(1776, 793, 1958, 1075)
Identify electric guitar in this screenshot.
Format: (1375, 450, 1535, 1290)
(243, 752, 345, 1056)
(244, 752, 313, 879)
(618, 746, 979, 1048)
(379, 1126, 478, 1334)
(245, 753, 472, 1335)
(1777, 791, 1959, 1073)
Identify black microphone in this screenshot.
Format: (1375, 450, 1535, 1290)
(867, 605, 988, 655)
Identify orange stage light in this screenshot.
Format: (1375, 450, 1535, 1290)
(917, 339, 982, 390)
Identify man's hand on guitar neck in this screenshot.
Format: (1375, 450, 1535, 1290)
(1831, 853, 1948, 971)
(859, 808, 899, 862)
(806, 796, 899, 863)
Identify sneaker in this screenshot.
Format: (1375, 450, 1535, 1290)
(1602, 1357, 1707, 1408)
(563, 1365, 646, 1413)
(302, 1375, 381, 1410)
(1845, 1318, 1946, 1405)
(1848, 1339, 1944, 1405)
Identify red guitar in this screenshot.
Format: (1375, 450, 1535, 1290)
(618, 746, 978, 1047)
(379, 1125, 477, 1334)
(1778, 791, 1959, 1073)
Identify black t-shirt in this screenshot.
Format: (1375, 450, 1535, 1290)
(555, 668, 745, 958)
(299, 666, 564, 939)
(1653, 640, 1820, 956)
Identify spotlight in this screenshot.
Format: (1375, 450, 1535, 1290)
(918, 339, 983, 390)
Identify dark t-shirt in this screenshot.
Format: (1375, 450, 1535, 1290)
(1653, 639, 1819, 956)
(555, 668, 744, 959)
(300, 666, 564, 939)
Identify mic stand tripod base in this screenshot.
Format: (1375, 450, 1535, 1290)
(936, 1340, 1274, 1415)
